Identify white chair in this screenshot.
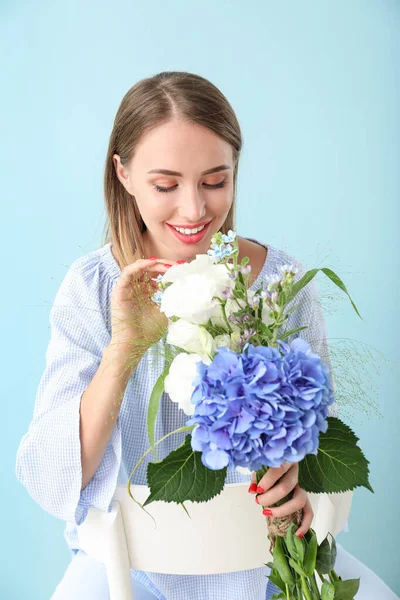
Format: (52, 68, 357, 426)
(77, 483, 353, 600)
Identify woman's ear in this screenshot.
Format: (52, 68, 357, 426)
(113, 153, 133, 194)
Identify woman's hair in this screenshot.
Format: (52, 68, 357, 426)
(102, 71, 243, 270)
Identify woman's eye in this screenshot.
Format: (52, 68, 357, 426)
(154, 180, 226, 194)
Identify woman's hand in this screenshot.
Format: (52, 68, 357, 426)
(110, 257, 178, 352)
(249, 462, 314, 538)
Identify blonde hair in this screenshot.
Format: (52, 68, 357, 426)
(102, 71, 243, 270)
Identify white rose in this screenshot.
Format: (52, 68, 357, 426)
(160, 273, 224, 325)
(162, 254, 233, 295)
(160, 254, 234, 325)
(164, 352, 211, 415)
(167, 319, 216, 357)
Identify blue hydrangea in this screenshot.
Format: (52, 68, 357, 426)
(186, 340, 335, 471)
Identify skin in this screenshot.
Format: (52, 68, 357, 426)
(113, 118, 313, 534)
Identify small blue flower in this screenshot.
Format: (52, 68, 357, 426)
(152, 291, 164, 304)
(223, 244, 236, 257)
(151, 274, 164, 283)
(221, 230, 236, 243)
(207, 243, 225, 261)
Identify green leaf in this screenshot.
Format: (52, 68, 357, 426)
(293, 533, 305, 564)
(279, 326, 309, 340)
(273, 536, 295, 584)
(284, 523, 300, 561)
(303, 532, 318, 576)
(333, 578, 360, 599)
(321, 580, 335, 600)
(147, 363, 171, 459)
(267, 573, 286, 593)
(329, 533, 337, 569)
(258, 321, 273, 339)
(316, 537, 333, 574)
(143, 435, 227, 505)
(298, 417, 374, 493)
(288, 558, 307, 578)
(241, 256, 250, 266)
(285, 267, 362, 320)
(321, 267, 362, 320)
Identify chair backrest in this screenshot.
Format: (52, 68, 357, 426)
(77, 483, 353, 575)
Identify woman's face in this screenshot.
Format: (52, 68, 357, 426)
(113, 119, 235, 261)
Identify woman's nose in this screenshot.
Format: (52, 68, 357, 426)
(178, 191, 207, 222)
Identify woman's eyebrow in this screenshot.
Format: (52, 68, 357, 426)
(147, 164, 231, 176)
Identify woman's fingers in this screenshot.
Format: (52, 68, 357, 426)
(117, 259, 175, 295)
(248, 471, 258, 493)
(294, 492, 314, 537)
(259, 484, 314, 537)
(255, 463, 298, 507)
(257, 462, 295, 493)
(260, 484, 308, 518)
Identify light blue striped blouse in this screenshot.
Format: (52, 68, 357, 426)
(15, 237, 344, 600)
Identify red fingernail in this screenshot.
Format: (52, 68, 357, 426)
(256, 486, 265, 494)
(263, 509, 273, 516)
(297, 533, 303, 539)
(163, 264, 173, 268)
(148, 256, 158, 260)
(176, 260, 187, 264)
(248, 483, 257, 494)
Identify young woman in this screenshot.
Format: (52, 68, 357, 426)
(16, 71, 398, 600)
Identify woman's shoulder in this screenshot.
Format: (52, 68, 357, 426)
(53, 243, 118, 314)
(240, 236, 308, 282)
(60, 242, 119, 292)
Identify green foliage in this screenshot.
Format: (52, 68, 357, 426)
(315, 534, 337, 574)
(303, 533, 318, 577)
(298, 417, 374, 493)
(284, 267, 362, 320)
(147, 363, 171, 459)
(273, 536, 295, 585)
(143, 435, 227, 506)
(332, 578, 360, 599)
(321, 581, 335, 600)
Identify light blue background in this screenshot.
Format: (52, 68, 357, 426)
(2, 1, 399, 598)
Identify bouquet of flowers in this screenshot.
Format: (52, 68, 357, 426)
(128, 230, 373, 600)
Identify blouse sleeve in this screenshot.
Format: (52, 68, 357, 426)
(15, 257, 122, 526)
(283, 259, 339, 419)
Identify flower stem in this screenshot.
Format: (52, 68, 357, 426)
(220, 302, 233, 334)
(309, 573, 321, 598)
(300, 576, 313, 600)
(285, 583, 290, 599)
(317, 572, 325, 584)
(331, 569, 341, 582)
